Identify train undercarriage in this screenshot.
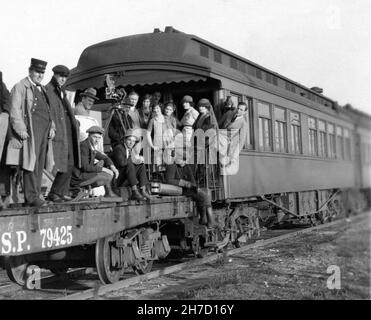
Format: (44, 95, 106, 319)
(1, 186, 368, 286)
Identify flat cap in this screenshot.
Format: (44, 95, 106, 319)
(30, 58, 47, 73)
(52, 65, 70, 77)
(86, 125, 104, 135)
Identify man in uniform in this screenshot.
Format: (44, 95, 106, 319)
(7, 58, 55, 207)
(46, 65, 80, 202)
(70, 126, 119, 197)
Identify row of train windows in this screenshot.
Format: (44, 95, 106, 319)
(234, 95, 351, 160)
(199, 44, 331, 107)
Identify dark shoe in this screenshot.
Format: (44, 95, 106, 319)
(46, 193, 62, 202)
(131, 189, 146, 201)
(28, 198, 47, 207)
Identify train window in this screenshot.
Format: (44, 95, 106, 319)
(256, 69, 262, 79)
(274, 107, 287, 153)
(328, 123, 336, 159)
(200, 45, 209, 58)
(230, 57, 238, 70)
(308, 117, 318, 156)
(258, 101, 272, 151)
(272, 76, 278, 86)
(343, 128, 351, 160)
(214, 51, 222, 63)
(336, 126, 344, 159)
(242, 97, 254, 150)
(230, 93, 242, 107)
(247, 64, 256, 76)
(290, 112, 301, 154)
(318, 120, 327, 158)
(266, 73, 272, 83)
(238, 61, 246, 73)
(285, 82, 296, 93)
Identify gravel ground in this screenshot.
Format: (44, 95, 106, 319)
(102, 211, 370, 300)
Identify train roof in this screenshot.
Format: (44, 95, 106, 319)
(66, 27, 357, 117)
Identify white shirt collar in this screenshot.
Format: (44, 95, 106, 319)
(28, 76, 38, 87)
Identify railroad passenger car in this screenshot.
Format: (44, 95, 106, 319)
(0, 27, 369, 286)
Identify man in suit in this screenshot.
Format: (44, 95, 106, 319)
(7, 58, 55, 207)
(46, 65, 81, 202)
(111, 129, 150, 201)
(70, 126, 119, 197)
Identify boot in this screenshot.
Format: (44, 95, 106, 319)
(131, 185, 146, 201)
(199, 207, 208, 226)
(206, 206, 215, 228)
(140, 186, 151, 200)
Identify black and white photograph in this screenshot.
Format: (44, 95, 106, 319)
(0, 0, 370, 307)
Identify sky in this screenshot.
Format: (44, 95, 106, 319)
(0, 0, 370, 114)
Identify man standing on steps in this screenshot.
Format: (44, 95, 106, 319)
(46, 65, 80, 202)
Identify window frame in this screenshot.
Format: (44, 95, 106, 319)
(289, 111, 302, 154)
(257, 100, 273, 152)
(273, 106, 287, 153)
(308, 116, 318, 156)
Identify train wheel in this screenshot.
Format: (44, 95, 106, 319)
(4, 255, 29, 286)
(95, 235, 123, 284)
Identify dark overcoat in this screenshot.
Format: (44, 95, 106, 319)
(72, 138, 113, 182)
(46, 78, 80, 172)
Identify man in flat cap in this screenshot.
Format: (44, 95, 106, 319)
(111, 129, 150, 201)
(70, 125, 119, 198)
(74, 88, 99, 116)
(45, 65, 81, 202)
(7, 58, 55, 207)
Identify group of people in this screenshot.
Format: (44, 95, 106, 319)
(0, 58, 249, 227)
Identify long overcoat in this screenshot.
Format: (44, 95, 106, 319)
(45, 78, 81, 172)
(7, 77, 54, 171)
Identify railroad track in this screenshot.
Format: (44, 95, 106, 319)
(59, 213, 364, 300)
(0, 212, 365, 300)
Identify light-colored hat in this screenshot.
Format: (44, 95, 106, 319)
(80, 88, 99, 100)
(124, 129, 140, 141)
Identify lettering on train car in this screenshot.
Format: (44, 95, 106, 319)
(1, 225, 73, 254)
(1, 230, 29, 254)
(39, 225, 73, 249)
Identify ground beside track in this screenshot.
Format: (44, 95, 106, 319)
(100, 212, 370, 300)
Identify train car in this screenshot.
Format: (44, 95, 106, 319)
(0, 26, 370, 286)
